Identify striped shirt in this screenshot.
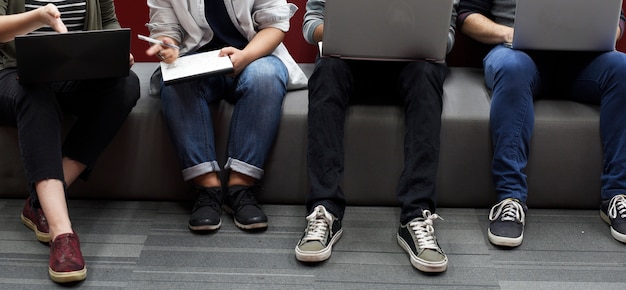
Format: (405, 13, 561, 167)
(25, 0, 86, 33)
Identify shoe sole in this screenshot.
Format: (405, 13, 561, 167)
(488, 229, 523, 247)
(396, 234, 448, 273)
(49, 267, 87, 283)
(21, 213, 51, 243)
(295, 229, 343, 262)
(600, 210, 626, 243)
(188, 220, 222, 231)
(234, 219, 268, 230)
(223, 205, 268, 230)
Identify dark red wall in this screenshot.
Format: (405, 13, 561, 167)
(116, 0, 626, 65)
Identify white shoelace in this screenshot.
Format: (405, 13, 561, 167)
(302, 206, 332, 243)
(489, 198, 525, 222)
(409, 210, 442, 250)
(608, 195, 626, 219)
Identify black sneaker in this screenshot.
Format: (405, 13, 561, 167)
(397, 210, 448, 273)
(488, 198, 527, 247)
(223, 185, 268, 230)
(295, 205, 343, 262)
(188, 187, 222, 231)
(600, 194, 626, 243)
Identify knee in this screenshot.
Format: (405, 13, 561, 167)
(485, 47, 536, 78)
(240, 57, 288, 92)
(600, 52, 626, 81)
(309, 57, 351, 85)
(15, 86, 61, 118)
(124, 70, 140, 104)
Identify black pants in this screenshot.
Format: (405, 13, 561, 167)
(306, 57, 447, 224)
(0, 68, 140, 200)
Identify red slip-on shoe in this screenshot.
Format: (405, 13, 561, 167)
(48, 232, 87, 283)
(20, 197, 51, 243)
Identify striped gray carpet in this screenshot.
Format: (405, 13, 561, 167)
(1, 199, 626, 289)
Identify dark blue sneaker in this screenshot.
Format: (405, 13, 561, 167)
(488, 198, 527, 247)
(223, 185, 268, 230)
(600, 194, 626, 243)
(188, 187, 222, 231)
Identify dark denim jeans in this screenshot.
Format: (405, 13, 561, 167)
(0, 68, 140, 199)
(159, 56, 288, 181)
(484, 45, 626, 202)
(306, 57, 447, 224)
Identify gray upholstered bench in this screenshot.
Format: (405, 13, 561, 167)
(0, 63, 602, 209)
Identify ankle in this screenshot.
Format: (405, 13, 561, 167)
(49, 227, 74, 241)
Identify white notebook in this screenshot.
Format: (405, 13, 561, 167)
(160, 50, 234, 85)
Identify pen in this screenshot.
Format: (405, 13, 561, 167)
(137, 34, 180, 50)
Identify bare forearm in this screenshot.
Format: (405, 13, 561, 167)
(0, 11, 44, 42)
(244, 27, 285, 60)
(462, 13, 513, 44)
(313, 24, 323, 43)
(0, 4, 66, 42)
(221, 27, 285, 75)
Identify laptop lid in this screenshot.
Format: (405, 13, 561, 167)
(511, 0, 622, 51)
(15, 28, 131, 84)
(321, 0, 454, 62)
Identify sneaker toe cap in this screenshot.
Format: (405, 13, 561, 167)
(418, 249, 446, 263)
(237, 214, 268, 225)
(490, 222, 524, 238)
(298, 241, 325, 252)
(189, 217, 221, 227)
(611, 219, 626, 236)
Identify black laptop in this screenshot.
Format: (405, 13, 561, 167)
(15, 28, 131, 84)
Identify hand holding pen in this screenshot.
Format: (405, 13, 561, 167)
(140, 34, 180, 63)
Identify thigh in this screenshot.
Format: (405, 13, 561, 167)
(0, 69, 57, 125)
(53, 71, 140, 116)
(229, 55, 288, 104)
(0, 69, 22, 124)
(568, 51, 626, 104)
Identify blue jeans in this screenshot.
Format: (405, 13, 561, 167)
(484, 45, 626, 202)
(306, 57, 447, 224)
(160, 55, 288, 181)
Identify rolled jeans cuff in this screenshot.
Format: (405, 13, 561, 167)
(182, 161, 221, 181)
(225, 158, 264, 180)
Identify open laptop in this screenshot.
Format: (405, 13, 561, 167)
(512, 0, 623, 51)
(15, 28, 131, 84)
(321, 0, 454, 62)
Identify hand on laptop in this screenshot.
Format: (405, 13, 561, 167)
(39, 4, 67, 33)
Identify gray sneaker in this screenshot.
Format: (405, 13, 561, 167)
(488, 198, 527, 247)
(295, 205, 343, 262)
(397, 210, 448, 273)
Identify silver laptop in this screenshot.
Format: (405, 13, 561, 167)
(512, 0, 622, 51)
(321, 0, 454, 62)
(15, 28, 131, 84)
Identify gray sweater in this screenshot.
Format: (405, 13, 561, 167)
(302, 0, 458, 54)
(457, 0, 626, 37)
